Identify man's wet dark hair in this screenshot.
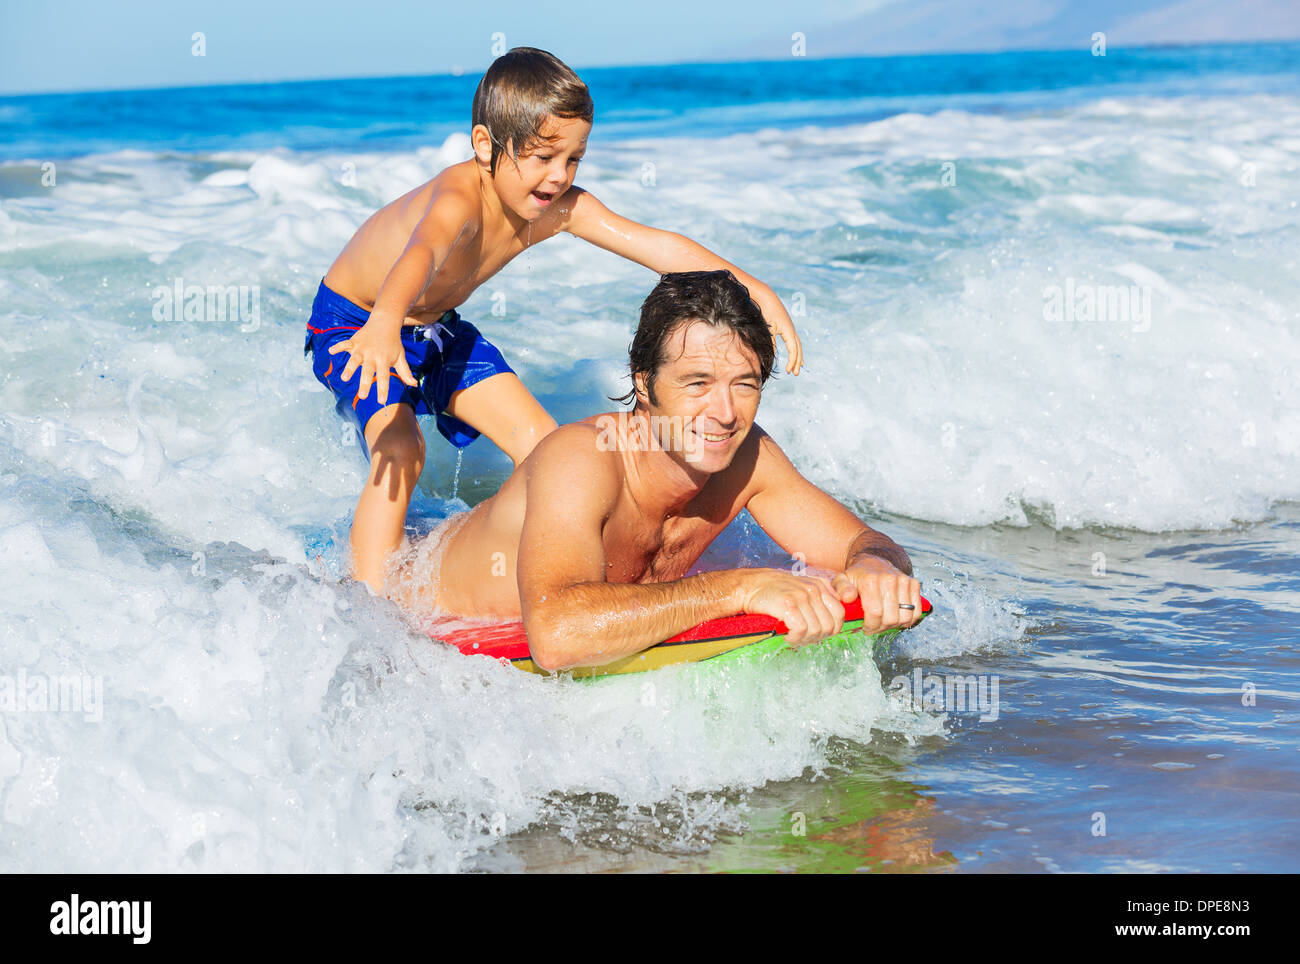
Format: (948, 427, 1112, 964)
(471, 47, 594, 177)
(613, 270, 776, 407)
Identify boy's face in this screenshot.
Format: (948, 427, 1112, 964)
(484, 114, 590, 221)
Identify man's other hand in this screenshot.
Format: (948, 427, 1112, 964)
(831, 557, 923, 632)
(739, 569, 846, 647)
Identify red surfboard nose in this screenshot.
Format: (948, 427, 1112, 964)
(661, 594, 933, 644)
(740, 594, 932, 638)
(439, 594, 934, 670)
(836, 594, 932, 625)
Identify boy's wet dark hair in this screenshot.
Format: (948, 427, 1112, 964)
(471, 47, 594, 177)
(614, 270, 776, 407)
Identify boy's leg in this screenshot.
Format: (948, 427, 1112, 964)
(350, 401, 425, 594)
(444, 372, 558, 467)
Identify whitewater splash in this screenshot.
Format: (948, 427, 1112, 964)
(3, 96, 1297, 536)
(0, 80, 1294, 870)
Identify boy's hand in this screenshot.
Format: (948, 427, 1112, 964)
(751, 288, 802, 374)
(560, 189, 808, 373)
(327, 319, 419, 406)
(769, 311, 803, 375)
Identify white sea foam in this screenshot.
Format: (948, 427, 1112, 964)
(0, 456, 957, 871)
(6, 94, 1295, 531)
(0, 90, 1294, 870)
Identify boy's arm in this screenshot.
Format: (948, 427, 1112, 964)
(560, 187, 803, 374)
(370, 187, 479, 325)
(332, 188, 480, 406)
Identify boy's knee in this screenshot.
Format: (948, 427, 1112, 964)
(363, 406, 425, 473)
(369, 434, 425, 479)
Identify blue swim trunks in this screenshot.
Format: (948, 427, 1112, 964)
(303, 280, 515, 459)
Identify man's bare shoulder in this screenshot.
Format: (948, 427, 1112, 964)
(523, 421, 623, 509)
(725, 423, 798, 497)
(751, 423, 793, 463)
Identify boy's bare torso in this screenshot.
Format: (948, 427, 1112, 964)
(323, 159, 569, 324)
(397, 418, 769, 619)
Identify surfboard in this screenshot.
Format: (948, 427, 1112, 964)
(437, 595, 932, 679)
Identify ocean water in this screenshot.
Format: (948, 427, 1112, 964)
(1, 43, 1298, 873)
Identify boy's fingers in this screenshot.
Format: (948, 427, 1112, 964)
(395, 356, 418, 388)
(783, 334, 802, 375)
(332, 342, 356, 380)
(356, 362, 374, 402)
(372, 365, 391, 406)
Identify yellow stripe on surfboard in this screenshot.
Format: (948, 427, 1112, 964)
(508, 629, 777, 678)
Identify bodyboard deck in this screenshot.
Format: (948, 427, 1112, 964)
(437, 595, 932, 679)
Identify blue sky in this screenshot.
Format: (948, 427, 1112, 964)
(1, 0, 1297, 95)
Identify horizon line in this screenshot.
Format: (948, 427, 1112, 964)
(3, 36, 1297, 100)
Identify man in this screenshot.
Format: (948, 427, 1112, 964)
(392, 270, 922, 672)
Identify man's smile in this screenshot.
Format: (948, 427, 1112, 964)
(693, 426, 739, 446)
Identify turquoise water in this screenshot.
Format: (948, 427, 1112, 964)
(4, 43, 1299, 159)
(464, 503, 1300, 872)
(0, 44, 1297, 872)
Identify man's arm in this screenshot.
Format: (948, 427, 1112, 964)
(560, 187, 803, 373)
(744, 428, 924, 630)
(516, 426, 753, 671)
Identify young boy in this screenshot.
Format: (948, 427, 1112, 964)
(303, 46, 804, 597)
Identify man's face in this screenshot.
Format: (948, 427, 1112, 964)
(485, 114, 590, 221)
(638, 320, 764, 475)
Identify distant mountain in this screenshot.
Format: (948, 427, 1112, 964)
(707, 0, 1300, 60)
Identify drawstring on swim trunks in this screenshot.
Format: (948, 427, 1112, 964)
(417, 321, 451, 353)
(415, 311, 457, 353)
